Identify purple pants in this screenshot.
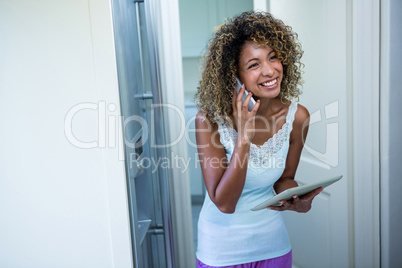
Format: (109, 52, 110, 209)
(196, 250, 292, 268)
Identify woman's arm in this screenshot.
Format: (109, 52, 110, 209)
(195, 87, 260, 214)
(269, 104, 323, 213)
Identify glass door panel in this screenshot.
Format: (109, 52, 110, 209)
(111, 0, 172, 267)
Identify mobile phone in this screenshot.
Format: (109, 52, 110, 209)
(236, 77, 256, 112)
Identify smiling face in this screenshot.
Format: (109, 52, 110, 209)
(237, 40, 283, 100)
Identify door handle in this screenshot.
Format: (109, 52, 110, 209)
(134, 91, 153, 100)
(148, 224, 164, 235)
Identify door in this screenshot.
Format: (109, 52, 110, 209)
(111, 0, 174, 267)
(269, 1, 351, 267)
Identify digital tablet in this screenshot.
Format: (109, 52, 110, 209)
(251, 175, 343, 211)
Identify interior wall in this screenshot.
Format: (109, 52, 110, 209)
(0, 0, 132, 267)
(253, 0, 269, 11)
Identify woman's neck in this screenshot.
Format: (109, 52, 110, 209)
(255, 96, 282, 117)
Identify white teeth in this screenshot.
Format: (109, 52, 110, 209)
(262, 79, 277, 87)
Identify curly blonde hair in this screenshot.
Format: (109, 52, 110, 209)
(194, 11, 304, 125)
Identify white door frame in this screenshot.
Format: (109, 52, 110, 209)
(151, 0, 196, 267)
(352, 0, 381, 267)
(379, 0, 402, 267)
(379, 0, 390, 265)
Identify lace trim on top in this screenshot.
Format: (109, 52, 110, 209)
(218, 101, 298, 169)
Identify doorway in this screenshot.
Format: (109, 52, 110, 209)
(178, 1, 356, 267)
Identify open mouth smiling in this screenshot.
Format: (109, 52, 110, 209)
(260, 78, 278, 87)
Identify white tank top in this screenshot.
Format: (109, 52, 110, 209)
(196, 101, 298, 266)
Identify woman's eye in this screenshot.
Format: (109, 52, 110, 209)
(248, 63, 258, 69)
(270, 55, 278, 61)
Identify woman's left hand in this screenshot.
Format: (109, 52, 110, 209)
(267, 187, 323, 213)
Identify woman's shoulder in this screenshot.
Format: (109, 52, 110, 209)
(196, 110, 208, 122)
(293, 102, 310, 126)
(287, 102, 310, 142)
(195, 110, 226, 150)
(195, 110, 219, 132)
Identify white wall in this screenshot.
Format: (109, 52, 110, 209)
(0, 0, 132, 267)
(253, 0, 269, 11)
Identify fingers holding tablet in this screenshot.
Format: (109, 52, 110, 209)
(267, 187, 324, 213)
(251, 176, 342, 211)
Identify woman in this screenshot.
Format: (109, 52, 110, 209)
(194, 11, 323, 268)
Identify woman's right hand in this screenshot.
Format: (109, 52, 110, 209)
(232, 85, 260, 145)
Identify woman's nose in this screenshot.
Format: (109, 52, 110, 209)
(262, 63, 274, 76)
